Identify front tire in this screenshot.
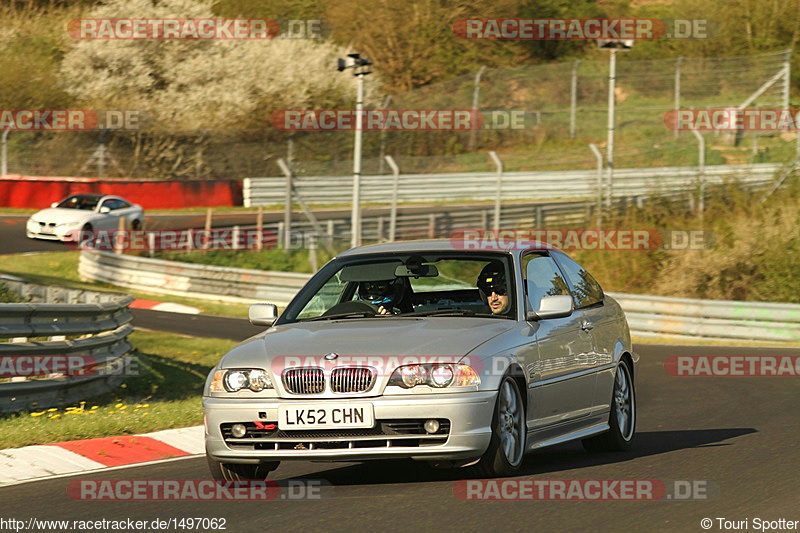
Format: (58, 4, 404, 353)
(207, 455, 280, 481)
(582, 358, 636, 452)
(471, 376, 526, 478)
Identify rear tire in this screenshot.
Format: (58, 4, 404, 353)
(582, 358, 635, 453)
(207, 455, 280, 481)
(470, 376, 526, 478)
(131, 219, 142, 231)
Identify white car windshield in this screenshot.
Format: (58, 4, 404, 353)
(56, 195, 102, 210)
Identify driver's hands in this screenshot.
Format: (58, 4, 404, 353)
(377, 305, 392, 315)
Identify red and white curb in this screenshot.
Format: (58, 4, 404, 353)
(0, 425, 204, 487)
(130, 299, 200, 315)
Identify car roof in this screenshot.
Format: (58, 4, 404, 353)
(66, 193, 103, 200)
(337, 239, 552, 258)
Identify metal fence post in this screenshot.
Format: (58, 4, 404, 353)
(589, 143, 603, 228)
(256, 206, 263, 251)
(673, 56, 682, 139)
(1, 128, 9, 176)
(489, 151, 503, 231)
(570, 60, 580, 139)
(692, 130, 705, 218)
(278, 158, 292, 250)
(378, 96, 392, 175)
(468, 66, 487, 151)
(384, 155, 400, 242)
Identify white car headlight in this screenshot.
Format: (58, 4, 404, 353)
(388, 363, 480, 389)
(210, 369, 273, 392)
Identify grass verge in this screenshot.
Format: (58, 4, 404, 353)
(0, 330, 236, 450)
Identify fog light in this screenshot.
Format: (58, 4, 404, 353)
(231, 423, 247, 438)
(423, 419, 440, 434)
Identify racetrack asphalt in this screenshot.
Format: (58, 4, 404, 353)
(1, 312, 797, 533)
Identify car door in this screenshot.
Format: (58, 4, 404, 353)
(95, 198, 120, 230)
(552, 251, 618, 416)
(523, 252, 596, 430)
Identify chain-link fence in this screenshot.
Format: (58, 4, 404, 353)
(2, 50, 794, 180)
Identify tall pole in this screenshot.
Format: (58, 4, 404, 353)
(351, 73, 365, 248)
(606, 48, 616, 210)
(569, 60, 580, 139)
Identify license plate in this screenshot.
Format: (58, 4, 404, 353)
(40, 227, 54, 234)
(278, 403, 374, 430)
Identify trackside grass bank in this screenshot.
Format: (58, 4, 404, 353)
(0, 330, 236, 449)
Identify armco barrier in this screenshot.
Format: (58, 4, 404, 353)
(0, 277, 135, 413)
(0, 175, 242, 209)
(78, 252, 800, 343)
(78, 250, 310, 305)
(243, 163, 780, 206)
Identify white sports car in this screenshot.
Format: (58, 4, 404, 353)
(26, 193, 144, 241)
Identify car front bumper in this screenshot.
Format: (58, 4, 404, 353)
(26, 224, 77, 241)
(204, 391, 496, 464)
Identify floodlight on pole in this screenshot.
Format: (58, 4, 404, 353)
(338, 53, 373, 249)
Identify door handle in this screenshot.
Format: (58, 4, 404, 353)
(581, 320, 593, 331)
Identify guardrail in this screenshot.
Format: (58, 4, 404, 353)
(244, 163, 780, 206)
(78, 251, 310, 305)
(78, 253, 800, 343)
(0, 276, 135, 413)
(609, 293, 800, 343)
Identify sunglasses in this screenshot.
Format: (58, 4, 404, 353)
(480, 283, 507, 296)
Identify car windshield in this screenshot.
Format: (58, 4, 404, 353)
(281, 252, 516, 323)
(56, 195, 101, 210)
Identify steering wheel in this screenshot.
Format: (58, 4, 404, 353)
(321, 300, 378, 317)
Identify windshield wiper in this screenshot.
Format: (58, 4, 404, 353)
(304, 311, 376, 322)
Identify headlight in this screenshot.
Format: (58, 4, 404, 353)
(210, 369, 273, 392)
(388, 363, 480, 389)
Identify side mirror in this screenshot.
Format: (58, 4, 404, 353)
(249, 303, 278, 326)
(526, 295, 574, 321)
(99, 206, 111, 214)
(51, 202, 58, 208)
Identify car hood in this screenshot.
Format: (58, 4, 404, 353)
(30, 208, 92, 224)
(221, 318, 516, 369)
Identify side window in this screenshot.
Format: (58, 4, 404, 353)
(553, 252, 604, 308)
(521, 253, 570, 311)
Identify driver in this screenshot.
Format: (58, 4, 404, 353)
(358, 278, 405, 315)
(477, 262, 510, 315)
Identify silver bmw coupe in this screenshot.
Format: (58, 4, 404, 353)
(203, 240, 637, 479)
